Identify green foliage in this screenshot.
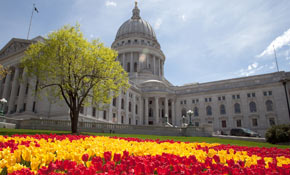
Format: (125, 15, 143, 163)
(266, 124, 290, 144)
(22, 24, 129, 109)
(21, 24, 129, 133)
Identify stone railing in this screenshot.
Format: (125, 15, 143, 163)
(0, 117, 213, 137)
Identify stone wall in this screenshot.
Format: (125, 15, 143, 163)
(0, 117, 213, 137)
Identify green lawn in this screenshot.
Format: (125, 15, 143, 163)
(0, 128, 289, 149)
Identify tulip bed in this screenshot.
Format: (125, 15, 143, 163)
(0, 134, 290, 175)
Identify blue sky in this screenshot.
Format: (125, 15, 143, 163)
(1, 0, 290, 86)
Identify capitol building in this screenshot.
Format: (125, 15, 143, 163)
(0, 3, 290, 135)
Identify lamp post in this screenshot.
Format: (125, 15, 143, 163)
(0, 98, 7, 116)
(187, 110, 193, 126)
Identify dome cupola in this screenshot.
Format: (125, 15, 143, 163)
(115, 2, 157, 41)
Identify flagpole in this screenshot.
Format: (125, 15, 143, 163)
(273, 45, 279, 72)
(27, 4, 35, 40)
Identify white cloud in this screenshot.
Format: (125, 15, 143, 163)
(154, 18, 162, 30)
(180, 14, 186, 21)
(105, 1, 117, 7)
(258, 28, 290, 57)
(238, 62, 263, 76)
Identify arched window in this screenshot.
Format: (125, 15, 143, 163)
(121, 99, 124, 109)
(220, 104, 226, 115)
(135, 105, 138, 114)
(127, 62, 130, 72)
(266, 100, 273, 111)
(234, 103, 241, 113)
(181, 108, 186, 117)
(194, 107, 199, 117)
(129, 102, 132, 112)
(134, 62, 138, 72)
(206, 106, 212, 116)
(249, 101, 257, 113)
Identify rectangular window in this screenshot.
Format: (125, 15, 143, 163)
(263, 91, 267, 96)
(268, 91, 272, 96)
(237, 120, 242, 127)
(195, 122, 199, 127)
(23, 103, 26, 112)
(17, 86, 20, 96)
(269, 118, 275, 126)
(180, 101, 183, 105)
(25, 83, 29, 94)
(32, 101, 36, 112)
(222, 120, 227, 128)
(192, 99, 195, 104)
(80, 106, 84, 114)
(218, 97, 221, 101)
(196, 99, 199, 103)
(113, 98, 116, 106)
(92, 107, 96, 117)
(113, 113, 116, 122)
(237, 94, 240, 99)
(205, 98, 208, 102)
(247, 93, 251, 98)
(184, 100, 186, 104)
(103, 110, 107, 120)
(208, 121, 213, 124)
(232, 95, 235, 99)
(252, 93, 255, 97)
(252, 118, 258, 127)
(209, 98, 212, 102)
(222, 96, 225, 100)
(14, 105, 17, 113)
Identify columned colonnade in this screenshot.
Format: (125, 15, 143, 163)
(0, 64, 36, 114)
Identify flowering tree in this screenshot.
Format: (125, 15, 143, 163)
(22, 24, 129, 133)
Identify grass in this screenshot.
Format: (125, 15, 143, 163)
(0, 128, 289, 149)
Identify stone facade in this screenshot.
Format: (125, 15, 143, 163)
(0, 3, 290, 136)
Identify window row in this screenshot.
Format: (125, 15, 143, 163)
(181, 100, 274, 117)
(180, 91, 273, 105)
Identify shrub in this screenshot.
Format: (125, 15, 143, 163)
(265, 124, 290, 144)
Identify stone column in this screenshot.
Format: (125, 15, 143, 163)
(0, 79, 3, 97)
(3, 73, 12, 100)
(155, 97, 159, 125)
(132, 94, 136, 125)
(117, 96, 122, 124)
(122, 54, 125, 70)
(165, 97, 168, 117)
(139, 96, 143, 125)
(146, 54, 149, 69)
(98, 110, 104, 120)
(144, 97, 149, 125)
(125, 91, 129, 124)
(153, 56, 156, 75)
(158, 59, 161, 76)
(26, 78, 36, 112)
(17, 71, 28, 112)
(172, 100, 176, 125)
(130, 52, 134, 73)
(8, 67, 20, 113)
(108, 97, 113, 122)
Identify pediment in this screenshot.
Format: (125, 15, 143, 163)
(0, 38, 32, 59)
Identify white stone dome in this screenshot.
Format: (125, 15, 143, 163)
(115, 2, 157, 41)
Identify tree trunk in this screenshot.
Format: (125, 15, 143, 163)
(70, 110, 79, 134)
